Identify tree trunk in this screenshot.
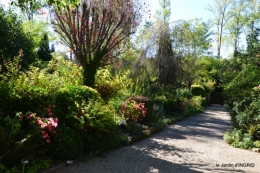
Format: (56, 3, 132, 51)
(83, 63, 99, 88)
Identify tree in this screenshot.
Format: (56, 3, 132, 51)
(207, 0, 233, 57)
(53, 0, 145, 87)
(11, 0, 43, 20)
(38, 33, 54, 61)
(11, 0, 80, 11)
(171, 19, 212, 57)
(170, 19, 212, 87)
(247, 0, 260, 32)
(154, 0, 179, 86)
(225, 0, 249, 53)
(0, 6, 36, 69)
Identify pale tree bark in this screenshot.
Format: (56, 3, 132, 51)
(207, 0, 233, 57)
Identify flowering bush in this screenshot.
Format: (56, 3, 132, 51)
(19, 107, 58, 143)
(121, 100, 147, 122)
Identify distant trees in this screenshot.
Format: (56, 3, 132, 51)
(208, 0, 260, 56)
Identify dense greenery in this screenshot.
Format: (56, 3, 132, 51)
(0, 6, 36, 70)
(1, 0, 260, 172)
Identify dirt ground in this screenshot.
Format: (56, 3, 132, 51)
(45, 105, 260, 173)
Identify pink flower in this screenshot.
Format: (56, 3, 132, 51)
(41, 123, 47, 128)
(37, 118, 43, 125)
(46, 124, 52, 131)
(47, 108, 51, 112)
(46, 139, 50, 143)
(51, 105, 55, 108)
(43, 133, 49, 139)
(27, 113, 35, 119)
(134, 104, 139, 110)
(48, 112, 53, 116)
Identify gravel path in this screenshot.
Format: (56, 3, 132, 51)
(48, 105, 260, 173)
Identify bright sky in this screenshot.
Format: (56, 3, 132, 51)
(0, 0, 214, 21)
(1, 0, 232, 57)
(147, 0, 215, 22)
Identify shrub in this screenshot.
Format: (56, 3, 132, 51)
(121, 96, 158, 123)
(54, 85, 100, 126)
(95, 68, 131, 98)
(254, 140, 260, 148)
(224, 130, 255, 149)
(183, 96, 204, 116)
(48, 126, 84, 160)
(121, 100, 147, 122)
(230, 87, 260, 136)
(153, 95, 177, 114)
(79, 100, 122, 152)
(191, 84, 206, 98)
(176, 88, 192, 100)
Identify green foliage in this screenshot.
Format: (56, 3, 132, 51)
(160, 114, 184, 125)
(224, 129, 255, 149)
(183, 96, 204, 116)
(254, 140, 260, 148)
(0, 6, 36, 69)
(225, 65, 260, 135)
(24, 159, 51, 173)
(54, 85, 100, 126)
(225, 64, 260, 102)
(153, 92, 177, 114)
(48, 126, 84, 160)
(95, 68, 131, 98)
(0, 115, 46, 169)
(37, 33, 54, 61)
(152, 103, 165, 118)
(176, 88, 192, 100)
(79, 100, 122, 152)
(191, 84, 206, 98)
(0, 56, 84, 117)
(22, 19, 51, 48)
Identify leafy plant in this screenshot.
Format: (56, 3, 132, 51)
(54, 85, 100, 126)
(254, 140, 260, 148)
(176, 88, 192, 100)
(95, 68, 131, 98)
(47, 126, 84, 160)
(224, 129, 255, 149)
(191, 84, 206, 97)
(0, 6, 36, 69)
(24, 159, 51, 173)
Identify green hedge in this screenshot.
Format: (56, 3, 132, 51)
(54, 85, 100, 126)
(191, 85, 206, 98)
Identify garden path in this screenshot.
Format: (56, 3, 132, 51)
(46, 105, 260, 173)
